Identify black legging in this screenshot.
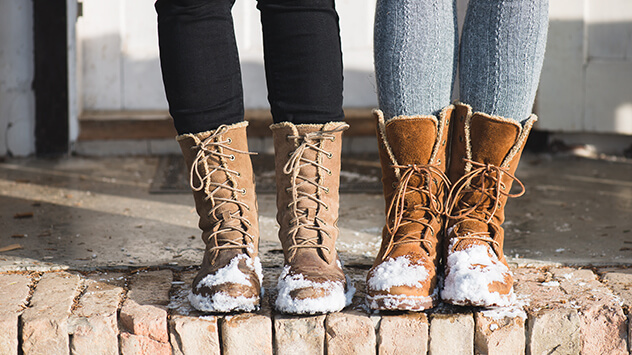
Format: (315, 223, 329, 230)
(155, 0, 345, 135)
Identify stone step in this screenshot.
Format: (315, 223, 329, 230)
(1, 266, 631, 354)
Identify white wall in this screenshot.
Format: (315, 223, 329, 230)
(537, 0, 632, 135)
(76, 0, 378, 112)
(0, 0, 35, 156)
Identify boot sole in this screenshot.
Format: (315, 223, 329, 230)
(366, 293, 437, 311)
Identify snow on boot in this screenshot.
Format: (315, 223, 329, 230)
(177, 122, 262, 312)
(366, 107, 452, 311)
(442, 103, 536, 307)
(270, 122, 354, 314)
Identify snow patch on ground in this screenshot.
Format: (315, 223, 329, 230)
(441, 244, 515, 307)
(188, 254, 263, 312)
(541, 281, 560, 287)
(367, 256, 429, 291)
(275, 265, 355, 314)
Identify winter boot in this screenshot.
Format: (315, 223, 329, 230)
(270, 121, 354, 314)
(442, 103, 536, 307)
(177, 122, 262, 312)
(366, 107, 452, 311)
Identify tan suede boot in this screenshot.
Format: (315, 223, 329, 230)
(366, 107, 452, 311)
(270, 121, 353, 314)
(177, 122, 262, 312)
(442, 103, 536, 307)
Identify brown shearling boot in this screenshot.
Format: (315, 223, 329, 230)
(270, 121, 353, 314)
(441, 103, 536, 307)
(177, 122, 262, 312)
(366, 107, 452, 311)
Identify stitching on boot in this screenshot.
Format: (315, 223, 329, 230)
(375, 109, 401, 179)
(430, 104, 454, 165)
(502, 114, 538, 168)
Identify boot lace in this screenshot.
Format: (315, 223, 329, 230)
(189, 125, 256, 263)
(283, 124, 349, 261)
(381, 164, 450, 260)
(446, 159, 525, 252)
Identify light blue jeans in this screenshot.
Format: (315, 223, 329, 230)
(374, 0, 549, 123)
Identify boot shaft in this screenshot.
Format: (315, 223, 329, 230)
(270, 121, 347, 265)
(447, 103, 536, 228)
(177, 122, 259, 261)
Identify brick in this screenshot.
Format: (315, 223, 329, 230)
(274, 314, 326, 355)
(526, 307, 581, 355)
(551, 268, 628, 354)
(377, 312, 428, 355)
(69, 277, 125, 355)
(170, 315, 220, 355)
(0, 273, 32, 313)
(474, 309, 525, 355)
(120, 270, 171, 344)
(0, 273, 31, 355)
(120, 299, 169, 343)
(513, 267, 568, 311)
(325, 311, 376, 355)
(428, 313, 474, 355)
(120, 332, 171, 355)
(221, 312, 273, 355)
(602, 271, 632, 307)
(21, 272, 82, 355)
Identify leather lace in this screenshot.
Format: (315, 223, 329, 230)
(283, 124, 349, 260)
(446, 159, 525, 252)
(189, 125, 256, 263)
(381, 164, 450, 260)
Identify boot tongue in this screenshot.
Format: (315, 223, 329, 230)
(385, 117, 437, 165)
(469, 114, 521, 166)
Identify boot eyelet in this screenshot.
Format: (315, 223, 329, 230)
(324, 205, 329, 210)
(324, 187, 330, 194)
(236, 172, 241, 177)
(227, 138, 232, 145)
(459, 136, 463, 142)
(437, 159, 441, 164)
(326, 152, 333, 159)
(460, 115, 465, 122)
(331, 137, 336, 142)
(442, 140, 446, 146)
(391, 182, 397, 188)
(326, 169, 332, 176)
(229, 155, 236, 161)
(241, 188, 247, 195)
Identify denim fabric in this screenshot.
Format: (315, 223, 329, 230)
(374, 0, 549, 123)
(156, 0, 344, 135)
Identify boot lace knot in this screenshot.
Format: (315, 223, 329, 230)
(189, 125, 257, 262)
(382, 164, 450, 259)
(446, 159, 525, 252)
(283, 124, 349, 260)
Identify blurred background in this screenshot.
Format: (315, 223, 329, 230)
(0, 0, 630, 158)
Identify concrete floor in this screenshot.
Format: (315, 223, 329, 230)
(0, 152, 631, 272)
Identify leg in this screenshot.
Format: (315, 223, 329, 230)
(374, 0, 457, 118)
(258, 0, 351, 314)
(443, 0, 549, 306)
(366, 0, 457, 311)
(257, 0, 344, 124)
(156, 0, 244, 134)
(156, 0, 261, 312)
(459, 0, 549, 122)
